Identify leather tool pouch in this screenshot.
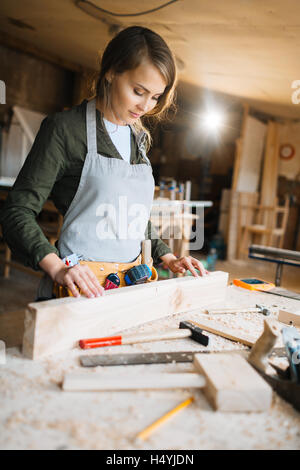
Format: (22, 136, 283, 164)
(53, 255, 158, 298)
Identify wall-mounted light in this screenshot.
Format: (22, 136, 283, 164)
(200, 109, 225, 133)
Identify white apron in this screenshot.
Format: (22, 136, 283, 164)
(37, 99, 154, 299)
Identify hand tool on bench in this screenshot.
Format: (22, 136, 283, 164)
(249, 244, 300, 290)
(233, 276, 300, 302)
(282, 326, 300, 383)
(233, 277, 275, 292)
(205, 303, 271, 316)
(79, 321, 210, 350)
(79, 316, 288, 365)
(248, 317, 300, 411)
(65, 353, 272, 412)
(239, 245, 300, 301)
(80, 347, 287, 367)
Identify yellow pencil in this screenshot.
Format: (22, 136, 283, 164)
(136, 396, 194, 441)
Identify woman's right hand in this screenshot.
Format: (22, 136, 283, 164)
(54, 264, 104, 298)
(39, 253, 104, 298)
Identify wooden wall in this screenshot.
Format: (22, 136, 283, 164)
(0, 44, 75, 120)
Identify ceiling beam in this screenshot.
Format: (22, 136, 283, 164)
(0, 30, 95, 74)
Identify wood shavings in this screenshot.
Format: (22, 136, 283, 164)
(1, 285, 300, 450)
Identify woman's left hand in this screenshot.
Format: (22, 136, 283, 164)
(160, 253, 209, 277)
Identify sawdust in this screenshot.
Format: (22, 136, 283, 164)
(1, 285, 300, 450)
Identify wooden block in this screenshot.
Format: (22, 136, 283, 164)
(23, 271, 228, 360)
(278, 309, 300, 327)
(63, 372, 206, 392)
(194, 353, 272, 412)
(191, 318, 258, 347)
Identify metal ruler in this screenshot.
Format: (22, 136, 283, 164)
(80, 347, 286, 367)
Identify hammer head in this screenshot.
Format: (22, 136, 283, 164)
(256, 304, 271, 316)
(179, 321, 210, 347)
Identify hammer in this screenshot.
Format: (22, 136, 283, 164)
(79, 321, 210, 349)
(205, 303, 271, 316)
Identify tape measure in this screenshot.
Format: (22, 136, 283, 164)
(124, 264, 152, 286)
(104, 273, 120, 290)
(233, 278, 275, 291)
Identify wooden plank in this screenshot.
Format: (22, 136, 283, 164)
(22, 271, 229, 360)
(261, 121, 280, 207)
(194, 353, 272, 412)
(218, 189, 231, 242)
(63, 372, 206, 392)
(278, 309, 300, 327)
(191, 318, 257, 346)
(232, 103, 249, 191)
(235, 116, 267, 193)
(260, 121, 281, 243)
(226, 189, 239, 260)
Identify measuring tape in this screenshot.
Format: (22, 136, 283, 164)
(233, 278, 275, 291)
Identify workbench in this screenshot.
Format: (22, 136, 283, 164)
(1, 285, 300, 450)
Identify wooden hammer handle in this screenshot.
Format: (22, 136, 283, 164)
(141, 239, 152, 265)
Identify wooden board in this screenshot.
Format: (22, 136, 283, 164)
(191, 318, 258, 347)
(194, 353, 272, 412)
(232, 103, 249, 191)
(235, 116, 267, 193)
(261, 121, 280, 207)
(278, 309, 300, 327)
(260, 121, 281, 243)
(226, 190, 240, 260)
(63, 372, 206, 391)
(218, 189, 231, 242)
(22, 271, 228, 360)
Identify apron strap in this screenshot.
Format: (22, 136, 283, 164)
(86, 99, 97, 153)
(130, 125, 151, 167)
(86, 99, 151, 166)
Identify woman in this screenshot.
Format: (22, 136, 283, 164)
(1, 26, 207, 300)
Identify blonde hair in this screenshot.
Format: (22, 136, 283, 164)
(93, 26, 177, 151)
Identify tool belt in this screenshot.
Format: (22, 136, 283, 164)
(53, 256, 158, 298)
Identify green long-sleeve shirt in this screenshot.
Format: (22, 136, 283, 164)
(0, 100, 171, 270)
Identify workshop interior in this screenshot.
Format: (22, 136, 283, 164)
(0, 0, 300, 452)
